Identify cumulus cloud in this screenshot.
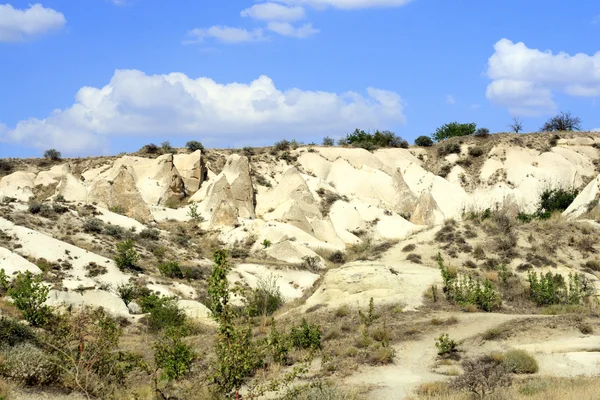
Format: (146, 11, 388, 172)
(185, 26, 265, 44)
(0, 3, 66, 42)
(486, 39, 600, 116)
(241, 3, 306, 21)
(266, 22, 318, 38)
(0, 70, 405, 154)
(275, 0, 414, 10)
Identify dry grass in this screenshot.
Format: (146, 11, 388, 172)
(410, 377, 600, 400)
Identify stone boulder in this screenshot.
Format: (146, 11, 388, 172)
(88, 166, 153, 222)
(564, 174, 600, 220)
(0, 247, 43, 277)
(0, 171, 36, 201)
(197, 154, 255, 226)
(303, 261, 441, 312)
(173, 150, 207, 193)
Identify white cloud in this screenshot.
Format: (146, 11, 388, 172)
(445, 95, 456, 105)
(275, 0, 414, 10)
(266, 22, 318, 38)
(185, 26, 266, 44)
(0, 70, 405, 154)
(486, 39, 600, 116)
(241, 3, 306, 21)
(592, 128, 600, 132)
(0, 3, 66, 42)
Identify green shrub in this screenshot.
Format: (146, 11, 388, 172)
(328, 250, 346, 264)
(290, 319, 321, 350)
(0, 269, 8, 295)
(115, 283, 137, 306)
(8, 271, 51, 327)
(527, 271, 593, 306)
(187, 202, 203, 222)
(139, 228, 160, 240)
(84, 262, 107, 277)
(301, 255, 321, 272)
(43, 149, 61, 161)
(114, 239, 140, 271)
(262, 239, 272, 249)
(0, 317, 38, 347)
(103, 224, 125, 238)
(433, 122, 476, 142)
(248, 275, 284, 317)
(160, 141, 174, 154)
(414, 135, 434, 147)
(154, 327, 194, 381)
(44, 307, 139, 396)
(140, 143, 159, 153)
(147, 298, 186, 333)
(185, 140, 204, 152)
(474, 127, 490, 137)
(268, 319, 291, 364)
(339, 129, 408, 149)
(158, 260, 184, 278)
(468, 146, 484, 157)
(439, 256, 501, 311)
(435, 333, 457, 356)
(502, 349, 538, 374)
(438, 143, 461, 156)
(27, 200, 42, 214)
(83, 218, 104, 233)
(538, 187, 579, 215)
(322, 137, 335, 146)
(274, 139, 291, 152)
(0, 343, 61, 385)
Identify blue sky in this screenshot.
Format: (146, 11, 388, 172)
(1, 0, 599, 157)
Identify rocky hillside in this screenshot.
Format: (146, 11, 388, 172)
(1, 131, 600, 399)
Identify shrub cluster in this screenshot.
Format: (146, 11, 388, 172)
(433, 122, 476, 142)
(527, 271, 594, 307)
(338, 129, 409, 150)
(439, 256, 502, 311)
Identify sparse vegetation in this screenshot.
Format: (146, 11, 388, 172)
(322, 136, 335, 146)
(433, 122, 477, 142)
(415, 135, 434, 147)
(502, 349, 538, 374)
(114, 239, 140, 271)
(541, 111, 581, 132)
(338, 129, 408, 150)
(43, 148, 62, 161)
(185, 140, 204, 152)
(474, 127, 490, 138)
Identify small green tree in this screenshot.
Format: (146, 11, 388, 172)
(8, 271, 51, 327)
(322, 137, 335, 146)
(208, 250, 263, 397)
(153, 327, 194, 381)
(114, 239, 140, 271)
(414, 135, 434, 147)
(43, 149, 62, 161)
(435, 333, 457, 356)
(433, 122, 477, 142)
(158, 261, 184, 279)
(187, 202, 203, 222)
(185, 140, 204, 152)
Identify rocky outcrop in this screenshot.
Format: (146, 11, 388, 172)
(196, 154, 255, 226)
(173, 150, 207, 193)
(0, 171, 36, 201)
(302, 261, 441, 312)
(391, 168, 417, 216)
(411, 192, 443, 225)
(564, 174, 600, 220)
(88, 166, 153, 222)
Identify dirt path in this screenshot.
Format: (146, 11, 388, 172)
(343, 312, 541, 399)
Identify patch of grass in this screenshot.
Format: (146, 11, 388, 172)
(401, 243, 416, 252)
(502, 349, 538, 374)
